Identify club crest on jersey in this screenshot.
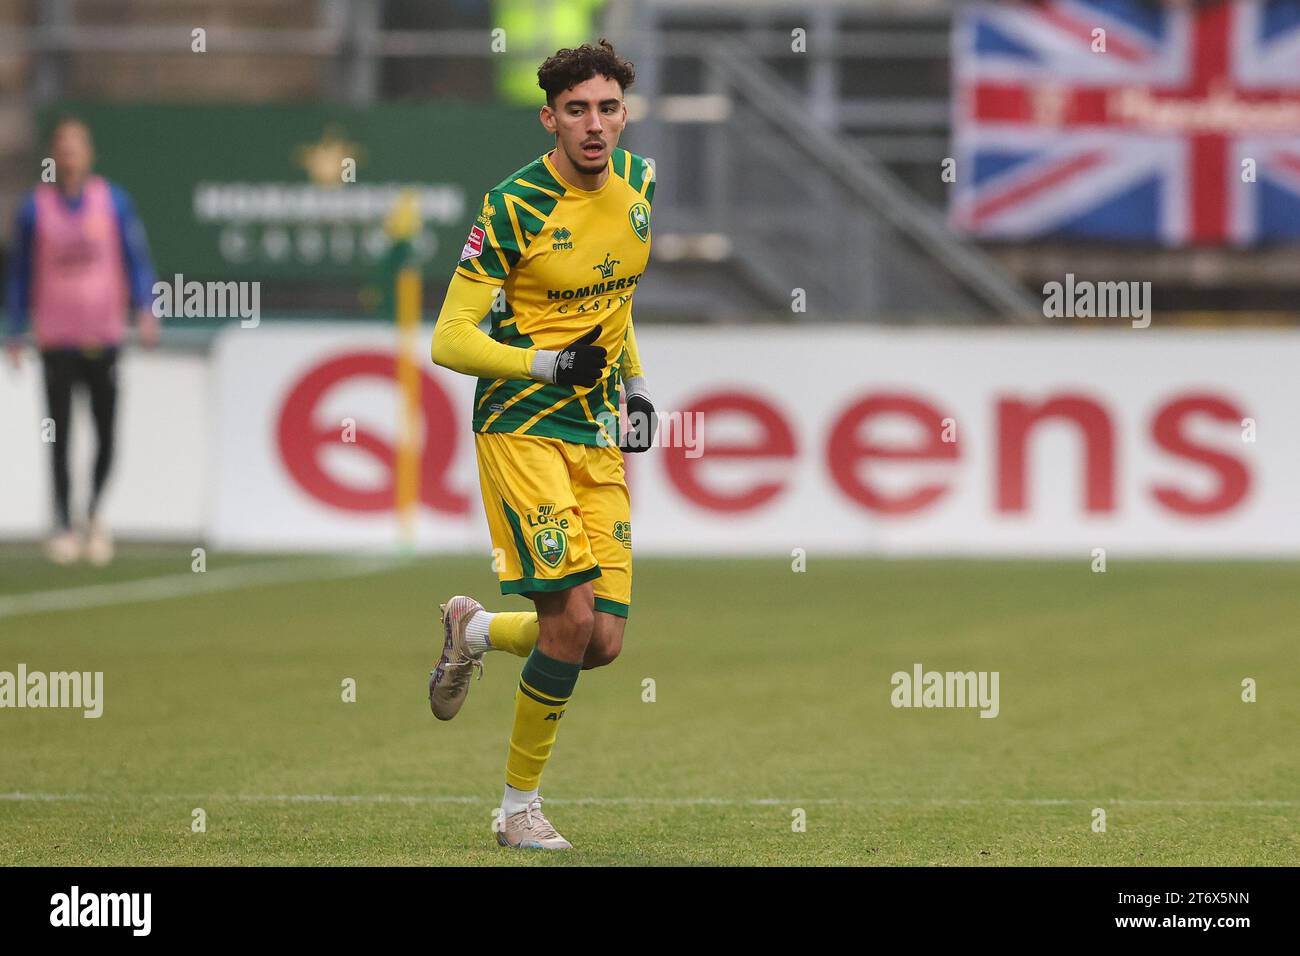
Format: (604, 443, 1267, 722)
(628, 202, 650, 242)
(533, 528, 568, 568)
(460, 224, 485, 261)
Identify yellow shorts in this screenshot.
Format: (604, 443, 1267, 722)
(474, 431, 631, 618)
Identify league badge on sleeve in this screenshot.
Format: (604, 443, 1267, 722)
(460, 224, 486, 261)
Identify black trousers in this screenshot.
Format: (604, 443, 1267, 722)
(40, 346, 119, 529)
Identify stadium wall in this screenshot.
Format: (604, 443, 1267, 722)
(1, 325, 1296, 557)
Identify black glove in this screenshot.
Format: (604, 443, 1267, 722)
(620, 393, 657, 453)
(553, 326, 606, 388)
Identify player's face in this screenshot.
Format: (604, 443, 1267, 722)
(544, 75, 627, 175)
(52, 124, 94, 186)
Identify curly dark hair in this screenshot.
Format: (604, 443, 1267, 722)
(537, 39, 635, 106)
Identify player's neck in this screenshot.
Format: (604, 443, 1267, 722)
(547, 147, 608, 193)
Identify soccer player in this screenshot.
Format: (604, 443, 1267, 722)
(4, 117, 159, 565)
(428, 39, 657, 850)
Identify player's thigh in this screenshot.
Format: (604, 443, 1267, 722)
(474, 431, 601, 598)
(574, 442, 632, 621)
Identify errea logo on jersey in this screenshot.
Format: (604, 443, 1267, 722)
(552, 227, 574, 251)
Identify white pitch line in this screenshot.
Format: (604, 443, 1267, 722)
(1, 793, 1297, 808)
(0, 555, 409, 620)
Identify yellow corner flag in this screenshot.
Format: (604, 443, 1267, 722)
(387, 191, 422, 550)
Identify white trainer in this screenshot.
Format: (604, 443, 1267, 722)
(44, 529, 81, 565)
(497, 796, 572, 850)
(85, 520, 114, 567)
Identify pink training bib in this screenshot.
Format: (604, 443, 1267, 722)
(31, 175, 130, 348)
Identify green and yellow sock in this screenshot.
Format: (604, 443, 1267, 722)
(505, 647, 581, 791)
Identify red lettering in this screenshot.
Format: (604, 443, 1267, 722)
(998, 395, 1114, 513)
(827, 394, 957, 514)
(1150, 394, 1250, 515)
(276, 352, 469, 514)
(663, 391, 795, 512)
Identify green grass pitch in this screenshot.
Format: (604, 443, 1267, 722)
(1, 545, 1296, 866)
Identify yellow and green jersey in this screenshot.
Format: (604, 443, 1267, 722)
(455, 147, 655, 445)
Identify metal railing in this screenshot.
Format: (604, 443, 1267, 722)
(632, 37, 1039, 321)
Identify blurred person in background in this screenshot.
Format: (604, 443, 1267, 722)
(3, 117, 160, 566)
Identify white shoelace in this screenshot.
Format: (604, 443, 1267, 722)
(523, 797, 560, 839)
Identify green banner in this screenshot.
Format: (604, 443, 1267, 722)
(37, 103, 549, 283)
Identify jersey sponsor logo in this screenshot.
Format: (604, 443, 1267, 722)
(533, 527, 568, 568)
(629, 202, 650, 242)
(552, 226, 574, 251)
(546, 273, 642, 300)
(460, 224, 485, 261)
(526, 503, 569, 530)
(614, 520, 632, 548)
(477, 199, 496, 224)
(593, 252, 620, 279)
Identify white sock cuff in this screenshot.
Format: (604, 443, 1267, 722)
(464, 610, 494, 654)
(501, 784, 539, 817)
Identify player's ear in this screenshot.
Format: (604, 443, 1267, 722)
(539, 105, 555, 134)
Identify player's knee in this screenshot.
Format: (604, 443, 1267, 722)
(582, 633, 622, 669)
(562, 600, 595, 644)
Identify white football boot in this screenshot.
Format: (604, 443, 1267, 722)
(497, 796, 572, 850)
(428, 595, 484, 721)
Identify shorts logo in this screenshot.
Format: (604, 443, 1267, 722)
(629, 202, 650, 242)
(613, 520, 632, 548)
(533, 528, 568, 568)
(460, 224, 485, 261)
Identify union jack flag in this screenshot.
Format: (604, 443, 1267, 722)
(951, 0, 1300, 245)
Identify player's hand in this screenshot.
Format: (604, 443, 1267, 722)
(620, 393, 657, 453)
(3, 339, 21, 371)
(137, 308, 161, 348)
(553, 326, 606, 388)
